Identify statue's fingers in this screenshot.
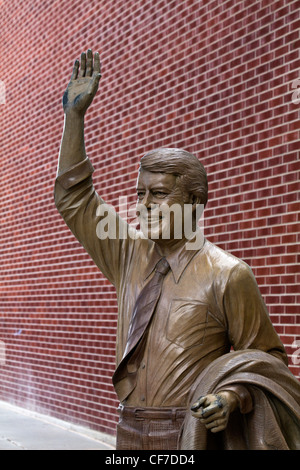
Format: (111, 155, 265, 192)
(79, 52, 86, 77)
(200, 401, 221, 418)
(191, 396, 206, 411)
(206, 419, 226, 433)
(93, 51, 101, 74)
(86, 49, 93, 77)
(199, 408, 226, 424)
(70, 59, 79, 80)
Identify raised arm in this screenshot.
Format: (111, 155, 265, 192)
(54, 51, 140, 287)
(57, 49, 101, 175)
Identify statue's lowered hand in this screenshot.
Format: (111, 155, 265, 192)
(191, 391, 239, 433)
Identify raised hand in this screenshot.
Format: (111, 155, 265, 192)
(63, 49, 101, 116)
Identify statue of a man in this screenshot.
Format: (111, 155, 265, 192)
(55, 50, 300, 450)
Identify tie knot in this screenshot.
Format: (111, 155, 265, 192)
(155, 258, 170, 275)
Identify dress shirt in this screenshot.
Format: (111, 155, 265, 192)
(55, 157, 287, 409)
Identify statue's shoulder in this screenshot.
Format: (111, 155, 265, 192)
(202, 239, 252, 280)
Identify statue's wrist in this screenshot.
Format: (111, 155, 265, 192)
(64, 107, 85, 120)
(217, 386, 253, 414)
(219, 391, 239, 411)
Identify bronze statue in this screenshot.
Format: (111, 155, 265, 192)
(55, 50, 300, 450)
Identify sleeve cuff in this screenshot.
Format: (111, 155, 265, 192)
(56, 157, 94, 190)
(218, 384, 253, 414)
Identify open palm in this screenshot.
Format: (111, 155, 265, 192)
(63, 49, 101, 115)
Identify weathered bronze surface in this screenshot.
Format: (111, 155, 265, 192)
(55, 51, 300, 450)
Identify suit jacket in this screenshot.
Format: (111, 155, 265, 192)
(55, 158, 289, 409)
(179, 350, 300, 450)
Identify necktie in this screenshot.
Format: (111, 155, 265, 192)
(113, 257, 170, 400)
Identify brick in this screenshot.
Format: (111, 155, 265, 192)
(0, 0, 299, 435)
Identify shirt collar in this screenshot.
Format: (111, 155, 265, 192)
(144, 231, 206, 284)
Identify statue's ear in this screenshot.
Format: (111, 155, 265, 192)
(191, 195, 202, 207)
(184, 193, 203, 214)
(190, 195, 204, 222)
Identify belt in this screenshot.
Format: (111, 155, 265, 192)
(118, 405, 186, 421)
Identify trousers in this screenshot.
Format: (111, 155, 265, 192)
(116, 405, 186, 450)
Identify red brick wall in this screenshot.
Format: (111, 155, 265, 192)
(0, 0, 299, 437)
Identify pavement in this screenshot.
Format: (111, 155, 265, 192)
(0, 400, 116, 450)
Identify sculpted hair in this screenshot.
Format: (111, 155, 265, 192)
(139, 148, 208, 207)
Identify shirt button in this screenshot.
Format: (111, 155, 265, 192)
(141, 363, 146, 369)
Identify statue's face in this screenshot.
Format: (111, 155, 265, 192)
(136, 169, 190, 242)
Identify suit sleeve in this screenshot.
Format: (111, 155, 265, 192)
(54, 157, 136, 288)
(223, 262, 288, 365)
(219, 262, 288, 413)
